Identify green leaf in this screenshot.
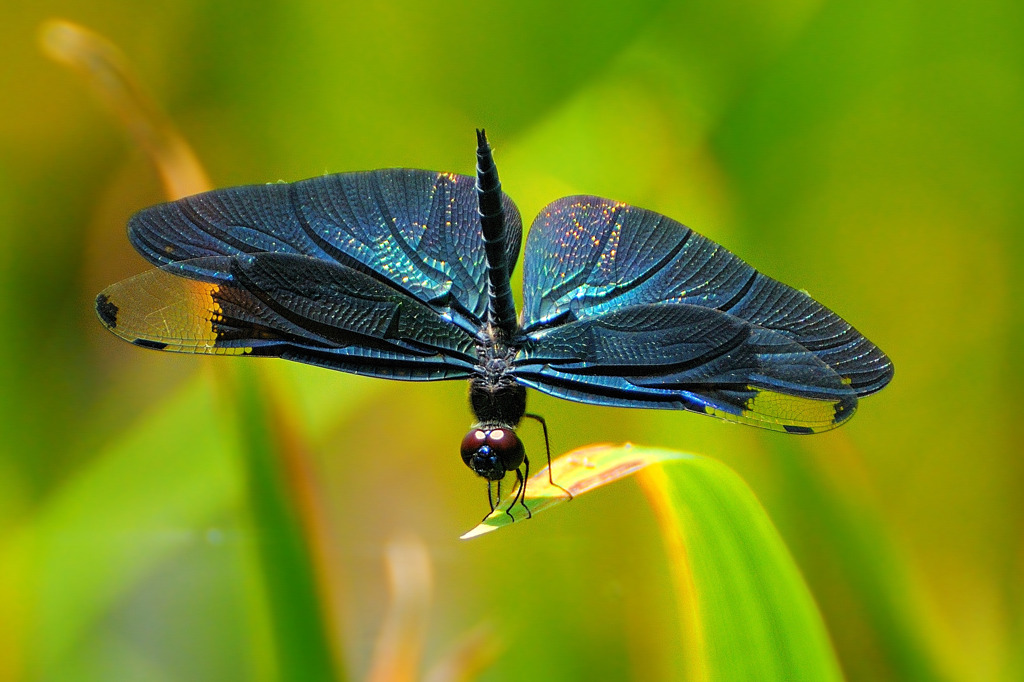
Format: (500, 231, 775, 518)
(465, 444, 843, 681)
(461, 443, 688, 539)
(640, 452, 844, 682)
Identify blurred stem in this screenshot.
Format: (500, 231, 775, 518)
(42, 20, 345, 679)
(38, 19, 210, 199)
(769, 439, 949, 682)
(228, 364, 345, 682)
(366, 538, 432, 682)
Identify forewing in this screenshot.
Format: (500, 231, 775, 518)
(514, 303, 857, 433)
(520, 196, 892, 396)
(128, 169, 523, 333)
(95, 253, 477, 380)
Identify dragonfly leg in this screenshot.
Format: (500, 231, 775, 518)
(523, 413, 573, 500)
(481, 480, 497, 522)
(516, 455, 532, 519)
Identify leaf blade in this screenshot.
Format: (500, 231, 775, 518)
(465, 443, 843, 680)
(640, 455, 844, 682)
(461, 443, 689, 539)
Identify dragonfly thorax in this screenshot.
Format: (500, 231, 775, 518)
(470, 325, 525, 427)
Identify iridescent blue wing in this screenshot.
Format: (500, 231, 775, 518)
(514, 303, 857, 432)
(95, 253, 477, 380)
(516, 196, 893, 432)
(128, 169, 522, 334)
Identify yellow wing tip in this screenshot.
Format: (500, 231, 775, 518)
(95, 272, 253, 356)
(703, 386, 856, 434)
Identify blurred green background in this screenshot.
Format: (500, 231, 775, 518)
(2, 0, 1021, 680)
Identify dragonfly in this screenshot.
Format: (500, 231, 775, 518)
(96, 130, 893, 519)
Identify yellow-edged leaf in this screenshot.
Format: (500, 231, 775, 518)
(462, 443, 690, 539)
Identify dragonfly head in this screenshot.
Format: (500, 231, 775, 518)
(460, 426, 524, 481)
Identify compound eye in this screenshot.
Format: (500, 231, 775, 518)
(460, 429, 487, 466)
(486, 429, 524, 471)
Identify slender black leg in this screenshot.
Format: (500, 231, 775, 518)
(518, 454, 532, 519)
(524, 413, 573, 499)
(482, 480, 497, 522)
(505, 472, 519, 522)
